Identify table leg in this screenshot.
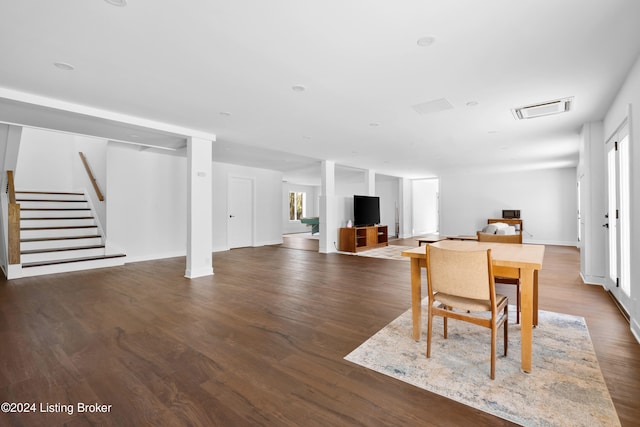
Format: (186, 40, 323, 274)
(520, 268, 534, 372)
(411, 258, 422, 341)
(534, 269, 539, 326)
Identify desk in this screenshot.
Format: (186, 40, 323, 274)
(401, 240, 544, 373)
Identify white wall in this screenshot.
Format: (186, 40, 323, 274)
(603, 53, 640, 341)
(106, 144, 187, 261)
(440, 167, 578, 245)
(282, 183, 320, 234)
(212, 161, 283, 252)
(376, 176, 399, 237)
(15, 127, 75, 190)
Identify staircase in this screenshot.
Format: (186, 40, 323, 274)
(16, 190, 126, 277)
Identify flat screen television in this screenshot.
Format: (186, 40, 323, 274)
(353, 195, 380, 227)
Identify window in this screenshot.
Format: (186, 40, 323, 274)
(289, 192, 306, 221)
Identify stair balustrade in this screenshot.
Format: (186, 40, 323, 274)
(6, 171, 20, 264)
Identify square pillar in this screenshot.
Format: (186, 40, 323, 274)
(185, 136, 213, 278)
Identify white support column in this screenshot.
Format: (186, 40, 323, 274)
(319, 160, 337, 253)
(365, 169, 376, 196)
(398, 177, 412, 238)
(185, 136, 214, 278)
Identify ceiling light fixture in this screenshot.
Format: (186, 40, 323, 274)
(466, 101, 479, 107)
(291, 85, 306, 92)
(417, 36, 436, 47)
(104, 0, 127, 6)
(219, 111, 232, 116)
(53, 62, 75, 71)
(369, 122, 380, 127)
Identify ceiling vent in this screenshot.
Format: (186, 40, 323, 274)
(512, 97, 573, 120)
(412, 98, 454, 115)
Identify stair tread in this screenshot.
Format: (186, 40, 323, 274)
(20, 208, 91, 211)
(21, 225, 98, 231)
(21, 245, 106, 255)
(21, 217, 95, 221)
(16, 191, 85, 195)
(21, 235, 101, 243)
(22, 254, 126, 268)
(16, 199, 87, 202)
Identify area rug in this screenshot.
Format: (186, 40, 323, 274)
(345, 303, 619, 426)
(355, 245, 413, 261)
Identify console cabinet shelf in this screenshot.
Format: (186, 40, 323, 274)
(339, 225, 388, 253)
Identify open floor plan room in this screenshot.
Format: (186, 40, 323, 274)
(0, 243, 637, 426)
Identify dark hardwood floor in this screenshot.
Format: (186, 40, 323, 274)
(0, 241, 638, 426)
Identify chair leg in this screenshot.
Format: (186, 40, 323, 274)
(426, 307, 433, 358)
(504, 304, 509, 357)
(491, 323, 497, 380)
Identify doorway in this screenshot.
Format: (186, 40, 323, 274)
(605, 120, 631, 313)
(228, 176, 254, 248)
(412, 178, 439, 235)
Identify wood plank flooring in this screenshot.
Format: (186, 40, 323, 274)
(0, 242, 638, 426)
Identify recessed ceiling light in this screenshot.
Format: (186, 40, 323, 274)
(417, 36, 436, 47)
(104, 0, 127, 6)
(53, 62, 75, 71)
(466, 101, 479, 107)
(291, 85, 306, 92)
(219, 111, 232, 116)
(369, 122, 380, 127)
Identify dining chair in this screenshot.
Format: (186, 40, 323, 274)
(477, 231, 522, 324)
(425, 245, 509, 379)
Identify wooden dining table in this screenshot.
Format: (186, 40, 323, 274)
(401, 240, 545, 373)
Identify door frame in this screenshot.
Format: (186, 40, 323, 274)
(604, 118, 631, 312)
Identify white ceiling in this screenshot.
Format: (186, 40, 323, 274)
(1, 0, 640, 185)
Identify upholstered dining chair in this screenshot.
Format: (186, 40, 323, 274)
(425, 245, 509, 379)
(477, 231, 522, 324)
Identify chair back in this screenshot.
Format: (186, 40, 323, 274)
(477, 231, 522, 244)
(426, 245, 493, 301)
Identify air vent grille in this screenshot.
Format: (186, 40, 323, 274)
(512, 97, 573, 120)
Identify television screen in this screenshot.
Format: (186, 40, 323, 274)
(353, 195, 380, 227)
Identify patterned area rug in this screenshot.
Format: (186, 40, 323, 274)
(355, 245, 414, 261)
(345, 303, 619, 426)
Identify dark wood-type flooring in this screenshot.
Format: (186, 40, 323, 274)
(0, 240, 638, 426)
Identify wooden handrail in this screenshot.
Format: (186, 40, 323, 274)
(7, 170, 20, 264)
(79, 152, 105, 201)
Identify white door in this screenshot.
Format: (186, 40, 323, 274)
(604, 121, 631, 311)
(228, 177, 254, 248)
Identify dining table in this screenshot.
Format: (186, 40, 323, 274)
(401, 239, 545, 373)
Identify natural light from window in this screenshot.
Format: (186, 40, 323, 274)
(289, 192, 306, 221)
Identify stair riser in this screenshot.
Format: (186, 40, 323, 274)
(21, 248, 106, 264)
(20, 210, 92, 219)
(20, 257, 126, 278)
(20, 228, 99, 239)
(21, 237, 103, 251)
(21, 218, 96, 228)
(16, 193, 86, 201)
(18, 201, 89, 210)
